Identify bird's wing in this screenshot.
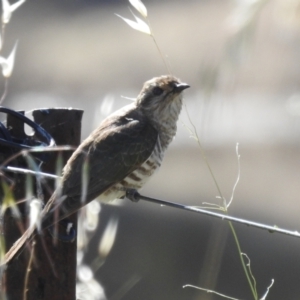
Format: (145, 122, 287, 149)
(49, 107, 158, 219)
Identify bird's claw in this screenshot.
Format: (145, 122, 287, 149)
(126, 189, 140, 202)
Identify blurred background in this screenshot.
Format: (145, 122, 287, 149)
(2, 0, 300, 299)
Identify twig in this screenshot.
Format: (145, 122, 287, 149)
(183, 284, 240, 300)
(23, 240, 36, 300)
(0, 78, 8, 105)
(2, 166, 59, 179)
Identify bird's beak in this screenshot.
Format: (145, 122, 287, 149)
(174, 83, 190, 93)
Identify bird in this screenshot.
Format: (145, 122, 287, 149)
(2, 75, 189, 265)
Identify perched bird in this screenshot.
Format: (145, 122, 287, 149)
(2, 75, 189, 265)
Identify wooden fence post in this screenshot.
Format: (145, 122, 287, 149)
(1, 108, 83, 300)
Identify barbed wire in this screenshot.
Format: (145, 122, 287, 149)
(2, 166, 299, 239)
(125, 189, 300, 239)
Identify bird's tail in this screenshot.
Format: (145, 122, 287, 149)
(1, 191, 59, 267)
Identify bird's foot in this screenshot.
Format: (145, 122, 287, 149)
(126, 189, 141, 202)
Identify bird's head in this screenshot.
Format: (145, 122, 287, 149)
(136, 75, 189, 124)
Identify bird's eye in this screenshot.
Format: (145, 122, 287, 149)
(153, 87, 163, 96)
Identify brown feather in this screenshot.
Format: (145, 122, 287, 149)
(2, 75, 189, 266)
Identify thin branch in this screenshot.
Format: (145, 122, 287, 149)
(260, 279, 274, 300)
(242, 253, 257, 297)
(183, 104, 226, 207)
(229, 222, 257, 299)
(2, 166, 59, 179)
(23, 241, 36, 300)
(227, 142, 241, 208)
(0, 145, 75, 170)
(183, 284, 240, 300)
(0, 77, 8, 105)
